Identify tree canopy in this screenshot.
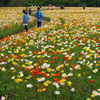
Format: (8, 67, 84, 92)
(0, 0, 100, 7)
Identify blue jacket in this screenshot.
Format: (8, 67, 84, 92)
(23, 13, 29, 23)
(35, 10, 42, 20)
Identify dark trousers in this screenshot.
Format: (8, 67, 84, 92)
(24, 25, 28, 32)
(37, 21, 41, 28)
(29, 12, 31, 15)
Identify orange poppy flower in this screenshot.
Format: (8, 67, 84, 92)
(48, 53, 51, 55)
(25, 68, 30, 71)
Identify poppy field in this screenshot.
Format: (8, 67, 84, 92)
(0, 7, 100, 100)
(0, 7, 36, 38)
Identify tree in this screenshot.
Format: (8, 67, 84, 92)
(1, 0, 100, 7)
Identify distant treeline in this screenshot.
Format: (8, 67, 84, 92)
(0, 0, 100, 7)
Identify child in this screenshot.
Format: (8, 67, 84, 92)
(29, 8, 31, 15)
(22, 10, 29, 32)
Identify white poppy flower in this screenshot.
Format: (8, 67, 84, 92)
(88, 76, 91, 79)
(1, 96, 5, 100)
(55, 91, 60, 95)
(93, 69, 98, 73)
(92, 91, 98, 96)
(53, 82, 56, 85)
(94, 61, 96, 63)
(41, 63, 50, 69)
(71, 88, 75, 92)
(51, 69, 55, 72)
(29, 51, 32, 53)
(26, 84, 33, 88)
(97, 89, 100, 91)
(41, 77, 45, 81)
(30, 65, 34, 69)
(19, 72, 24, 77)
(55, 84, 60, 89)
(86, 55, 89, 58)
(21, 59, 24, 61)
(60, 82, 65, 85)
(62, 73, 66, 77)
(8, 51, 12, 53)
(68, 73, 73, 76)
(1, 68, 6, 71)
(70, 68, 73, 71)
(10, 67, 14, 70)
(11, 76, 15, 79)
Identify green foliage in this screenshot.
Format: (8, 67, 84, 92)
(1, 0, 100, 7)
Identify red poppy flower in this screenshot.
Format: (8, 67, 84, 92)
(39, 61, 41, 64)
(43, 73, 47, 77)
(72, 64, 75, 68)
(66, 36, 68, 38)
(89, 80, 93, 83)
(25, 68, 30, 71)
(36, 66, 40, 70)
(80, 53, 83, 55)
(68, 51, 70, 53)
(38, 72, 42, 75)
(96, 52, 99, 54)
(1, 58, 5, 62)
(64, 57, 67, 60)
(18, 44, 20, 46)
(53, 51, 59, 55)
(15, 57, 18, 59)
(48, 53, 51, 55)
(98, 45, 100, 49)
(42, 51, 47, 54)
(9, 54, 12, 57)
(65, 60, 68, 63)
(61, 78, 66, 80)
(54, 78, 60, 84)
(39, 59, 41, 61)
(34, 51, 38, 54)
(35, 70, 39, 73)
(78, 44, 80, 46)
(31, 73, 35, 76)
(18, 55, 22, 58)
(53, 73, 60, 77)
(19, 67, 21, 70)
(30, 69, 35, 76)
(3, 55, 6, 57)
(53, 57, 57, 60)
(50, 61, 55, 63)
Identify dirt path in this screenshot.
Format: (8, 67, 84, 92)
(17, 19, 48, 35)
(30, 20, 48, 30)
(0, 20, 48, 47)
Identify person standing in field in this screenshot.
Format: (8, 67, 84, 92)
(29, 8, 31, 15)
(35, 7, 43, 28)
(48, 5, 50, 10)
(26, 7, 28, 14)
(22, 10, 29, 32)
